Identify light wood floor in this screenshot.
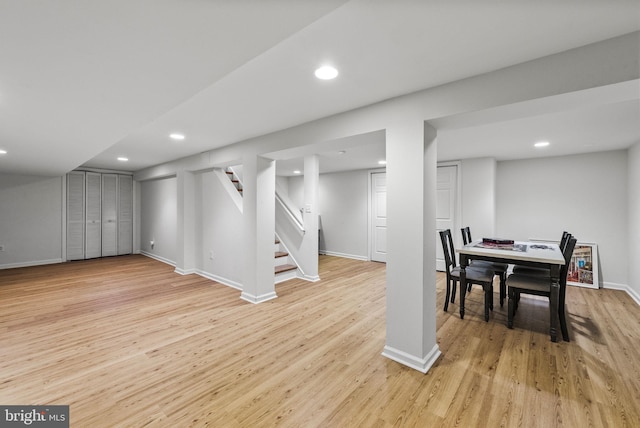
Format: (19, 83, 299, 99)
(1, 255, 638, 427)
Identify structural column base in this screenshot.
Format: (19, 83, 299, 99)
(382, 344, 441, 374)
(240, 291, 278, 304)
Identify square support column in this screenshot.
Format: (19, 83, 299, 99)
(175, 170, 196, 275)
(382, 121, 441, 373)
(300, 155, 320, 281)
(241, 155, 277, 303)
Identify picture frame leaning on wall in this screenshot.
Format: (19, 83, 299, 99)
(529, 238, 599, 289)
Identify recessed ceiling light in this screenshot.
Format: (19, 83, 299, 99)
(117, 157, 129, 162)
(293, 170, 302, 174)
(378, 160, 387, 165)
(338, 150, 346, 155)
(170, 133, 185, 140)
(314, 65, 338, 80)
(0, 149, 7, 155)
(534, 141, 550, 148)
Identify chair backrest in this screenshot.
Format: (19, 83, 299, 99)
(439, 229, 456, 271)
(559, 236, 577, 308)
(461, 227, 472, 245)
(560, 237, 577, 286)
(559, 231, 570, 252)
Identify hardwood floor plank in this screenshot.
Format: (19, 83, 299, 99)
(1, 255, 639, 427)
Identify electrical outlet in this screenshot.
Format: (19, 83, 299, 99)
(209, 250, 214, 260)
(0, 245, 4, 251)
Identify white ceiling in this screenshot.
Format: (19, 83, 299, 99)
(0, 0, 639, 177)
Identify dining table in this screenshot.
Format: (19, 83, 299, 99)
(457, 240, 566, 342)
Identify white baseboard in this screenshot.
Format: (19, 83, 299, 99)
(0, 258, 63, 270)
(140, 251, 175, 267)
(381, 344, 442, 374)
(196, 269, 243, 291)
(319, 250, 368, 261)
(603, 281, 640, 306)
(240, 291, 278, 304)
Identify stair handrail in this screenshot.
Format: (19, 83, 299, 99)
(275, 188, 305, 233)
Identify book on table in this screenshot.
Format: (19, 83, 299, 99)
(481, 238, 515, 249)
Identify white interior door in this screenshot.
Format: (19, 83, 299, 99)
(117, 175, 133, 255)
(101, 174, 118, 257)
(436, 165, 458, 271)
(370, 172, 387, 263)
(66, 171, 85, 260)
(85, 172, 102, 259)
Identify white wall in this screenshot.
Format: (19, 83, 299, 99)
(460, 158, 497, 240)
(140, 176, 177, 264)
(195, 170, 244, 288)
(0, 174, 64, 268)
(497, 150, 628, 288)
(628, 142, 640, 302)
(289, 169, 371, 260)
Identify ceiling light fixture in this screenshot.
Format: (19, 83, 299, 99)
(293, 170, 302, 174)
(338, 150, 346, 155)
(534, 141, 550, 148)
(117, 157, 129, 162)
(314, 65, 338, 80)
(378, 160, 387, 165)
(0, 149, 7, 155)
(170, 133, 185, 140)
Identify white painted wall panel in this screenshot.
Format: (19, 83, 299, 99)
(140, 176, 177, 264)
(628, 142, 640, 299)
(290, 169, 369, 260)
(497, 150, 628, 287)
(460, 158, 496, 241)
(197, 170, 243, 286)
(0, 174, 64, 268)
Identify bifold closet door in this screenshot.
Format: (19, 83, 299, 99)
(118, 175, 133, 255)
(66, 171, 86, 260)
(85, 172, 102, 259)
(101, 174, 118, 257)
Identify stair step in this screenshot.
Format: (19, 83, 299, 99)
(275, 264, 297, 274)
(275, 251, 288, 258)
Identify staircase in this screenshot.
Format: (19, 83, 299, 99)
(274, 238, 297, 283)
(225, 169, 243, 194)
(224, 167, 299, 283)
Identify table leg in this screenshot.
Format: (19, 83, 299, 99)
(507, 287, 514, 328)
(549, 265, 560, 343)
(499, 272, 506, 307)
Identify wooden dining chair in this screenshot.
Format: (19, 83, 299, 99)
(506, 236, 577, 341)
(439, 229, 495, 321)
(460, 226, 509, 307)
(511, 231, 571, 277)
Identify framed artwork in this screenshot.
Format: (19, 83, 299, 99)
(566, 242, 599, 289)
(529, 238, 599, 289)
